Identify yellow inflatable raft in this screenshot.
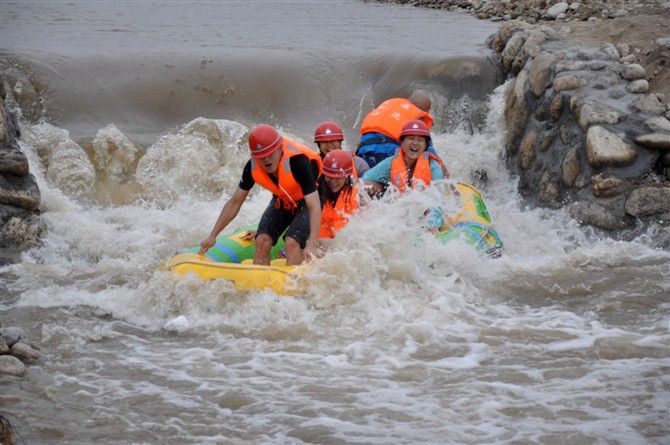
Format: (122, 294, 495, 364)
(164, 256, 302, 295)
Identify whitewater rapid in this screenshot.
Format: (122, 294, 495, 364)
(1, 82, 667, 443)
(1, 1, 668, 443)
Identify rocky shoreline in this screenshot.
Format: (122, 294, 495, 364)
(386, 0, 670, 23)
(0, 79, 43, 263)
(0, 324, 40, 445)
(491, 22, 670, 235)
(382, 0, 670, 238)
(0, 325, 41, 378)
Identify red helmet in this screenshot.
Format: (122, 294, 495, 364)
(314, 121, 344, 143)
(400, 120, 430, 139)
(322, 149, 353, 178)
(248, 124, 282, 158)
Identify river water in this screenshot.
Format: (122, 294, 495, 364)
(1, 1, 669, 444)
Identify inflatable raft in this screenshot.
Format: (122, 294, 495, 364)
(436, 182, 503, 257)
(164, 182, 502, 293)
(163, 224, 301, 294)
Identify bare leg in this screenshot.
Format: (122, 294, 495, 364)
(284, 236, 304, 266)
(253, 234, 273, 265)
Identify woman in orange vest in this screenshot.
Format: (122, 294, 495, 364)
(199, 124, 322, 265)
(355, 90, 434, 168)
(317, 149, 360, 240)
(362, 120, 447, 231)
(362, 120, 446, 194)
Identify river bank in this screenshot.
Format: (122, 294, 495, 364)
(384, 0, 670, 235)
(386, 1, 670, 98)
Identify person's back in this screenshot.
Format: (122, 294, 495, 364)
(356, 90, 433, 168)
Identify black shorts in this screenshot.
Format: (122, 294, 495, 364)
(256, 197, 310, 248)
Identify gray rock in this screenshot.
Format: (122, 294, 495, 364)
(553, 74, 587, 92)
(0, 215, 45, 248)
(601, 43, 620, 60)
(0, 327, 26, 347)
(592, 174, 626, 198)
(550, 95, 563, 121)
(546, 2, 569, 19)
(522, 38, 543, 60)
(569, 201, 628, 230)
(586, 126, 637, 167)
(0, 354, 26, 377)
(656, 37, 670, 49)
(489, 23, 531, 54)
(634, 133, 670, 151)
(620, 54, 637, 64)
(569, 2, 581, 10)
(502, 33, 526, 72)
(0, 173, 41, 211)
(621, 64, 647, 80)
(562, 146, 580, 187)
(519, 130, 537, 169)
(528, 52, 557, 96)
(631, 95, 666, 115)
(0, 336, 8, 354)
(10, 342, 41, 363)
(504, 69, 529, 149)
(616, 43, 631, 58)
(539, 173, 562, 208)
(575, 174, 589, 189)
(539, 129, 558, 152)
(644, 116, 670, 133)
(626, 79, 649, 94)
(576, 101, 622, 130)
(0, 147, 29, 176)
(625, 187, 670, 217)
(555, 60, 587, 73)
(560, 124, 573, 144)
(587, 61, 609, 71)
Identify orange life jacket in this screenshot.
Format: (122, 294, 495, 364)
(319, 181, 359, 239)
(389, 150, 442, 193)
(251, 138, 322, 210)
(360, 98, 434, 141)
(319, 165, 359, 239)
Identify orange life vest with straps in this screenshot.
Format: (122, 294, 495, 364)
(318, 165, 360, 239)
(389, 150, 442, 192)
(319, 183, 359, 239)
(251, 138, 322, 210)
(360, 98, 434, 141)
